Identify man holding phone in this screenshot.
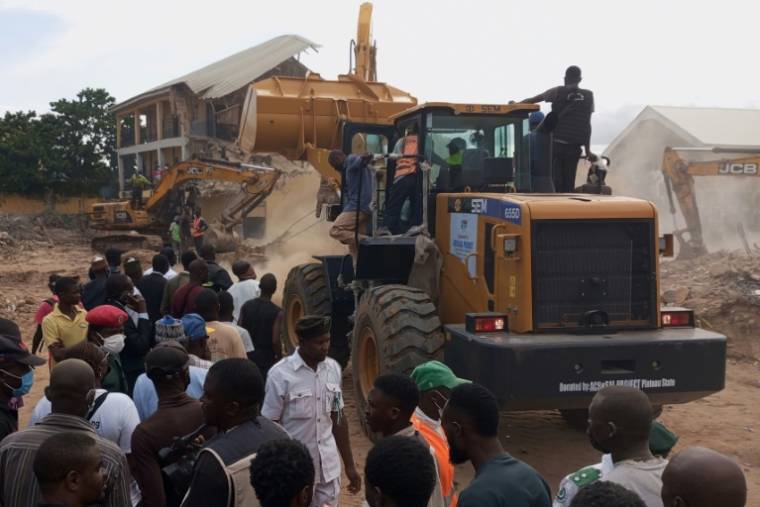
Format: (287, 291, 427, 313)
(104, 274, 153, 395)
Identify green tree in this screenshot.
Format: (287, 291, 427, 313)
(0, 111, 45, 193)
(38, 88, 117, 195)
(0, 88, 117, 197)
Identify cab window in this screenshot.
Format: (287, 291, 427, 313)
(423, 111, 524, 192)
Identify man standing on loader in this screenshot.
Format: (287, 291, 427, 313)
(385, 123, 421, 234)
(129, 171, 151, 209)
(518, 65, 596, 192)
(328, 150, 374, 267)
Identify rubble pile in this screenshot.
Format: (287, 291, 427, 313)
(662, 251, 760, 360)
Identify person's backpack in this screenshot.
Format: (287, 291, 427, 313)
(31, 298, 56, 354)
(197, 448, 259, 507)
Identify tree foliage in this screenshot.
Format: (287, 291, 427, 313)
(0, 88, 116, 196)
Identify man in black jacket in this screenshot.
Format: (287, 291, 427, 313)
(182, 359, 289, 506)
(137, 255, 169, 324)
(82, 256, 109, 310)
(518, 65, 596, 193)
(198, 244, 233, 292)
(104, 274, 153, 395)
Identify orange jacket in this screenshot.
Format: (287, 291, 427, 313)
(412, 412, 457, 506)
(191, 216, 207, 237)
(395, 135, 419, 178)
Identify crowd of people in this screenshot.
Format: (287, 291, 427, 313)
(0, 241, 750, 507)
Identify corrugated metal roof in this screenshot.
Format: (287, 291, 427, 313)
(115, 35, 319, 110)
(606, 105, 760, 153)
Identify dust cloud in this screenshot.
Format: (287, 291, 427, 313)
(243, 169, 343, 304)
(604, 120, 760, 253)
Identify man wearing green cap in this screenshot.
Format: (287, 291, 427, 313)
(411, 361, 470, 507)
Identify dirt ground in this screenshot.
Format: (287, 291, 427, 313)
(1, 232, 757, 506)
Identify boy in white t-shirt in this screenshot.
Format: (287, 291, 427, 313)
(228, 260, 260, 322)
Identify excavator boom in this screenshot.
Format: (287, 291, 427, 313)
(89, 160, 281, 252)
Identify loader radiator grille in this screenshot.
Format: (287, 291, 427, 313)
(531, 219, 656, 330)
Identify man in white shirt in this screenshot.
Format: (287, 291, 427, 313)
(554, 386, 667, 507)
(143, 246, 178, 280)
(228, 260, 260, 322)
(263, 315, 361, 506)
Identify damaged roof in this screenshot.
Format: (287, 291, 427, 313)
(114, 34, 319, 111)
(606, 105, 760, 153)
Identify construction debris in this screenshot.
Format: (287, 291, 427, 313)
(662, 250, 760, 360)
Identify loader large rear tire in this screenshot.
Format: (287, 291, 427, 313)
(281, 262, 352, 367)
(351, 285, 444, 437)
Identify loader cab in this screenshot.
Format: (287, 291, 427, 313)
(387, 103, 538, 235)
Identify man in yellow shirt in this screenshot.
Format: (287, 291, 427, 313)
(41, 277, 88, 364)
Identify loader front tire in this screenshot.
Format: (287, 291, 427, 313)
(351, 285, 444, 437)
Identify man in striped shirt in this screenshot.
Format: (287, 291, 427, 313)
(0, 359, 131, 507)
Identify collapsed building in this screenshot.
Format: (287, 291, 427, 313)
(604, 105, 760, 251)
(111, 35, 318, 193)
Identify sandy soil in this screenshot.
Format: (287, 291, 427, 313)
(1, 234, 757, 506)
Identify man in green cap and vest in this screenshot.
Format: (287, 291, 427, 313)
(411, 360, 470, 507)
(129, 171, 151, 209)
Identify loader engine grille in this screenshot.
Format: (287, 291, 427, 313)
(531, 219, 656, 331)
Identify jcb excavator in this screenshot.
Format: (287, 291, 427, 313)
(661, 146, 760, 258)
(282, 102, 727, 430)
(89, 160, 281, 252)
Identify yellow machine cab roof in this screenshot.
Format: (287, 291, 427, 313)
(391, 102, 539, 120)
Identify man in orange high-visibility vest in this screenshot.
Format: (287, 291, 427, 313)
(385, 123, 422, 234)
(411, 360, 471, 507)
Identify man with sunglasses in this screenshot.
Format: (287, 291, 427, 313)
(410, 361, 470, 507)
(0, 319, 46, 440)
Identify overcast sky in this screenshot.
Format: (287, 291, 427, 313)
(1, 0, 757, 145)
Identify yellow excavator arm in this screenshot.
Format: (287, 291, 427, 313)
(353, 2, 376, 82)
(144, 159, 281, 232)
(661, 146, 760, 258)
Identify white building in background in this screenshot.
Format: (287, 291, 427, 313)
(603, 105, 760, 249)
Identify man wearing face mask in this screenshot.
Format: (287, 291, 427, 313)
(411, 361, 470, 507)
(29, 341, 144, 507)
(0, 323, 46, 441)
(0, 359, 131, 507)
(86, 305, 130, 394)
(554, 386, 667, 507)
(105, 274, 153, 395)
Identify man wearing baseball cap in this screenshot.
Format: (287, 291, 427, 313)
(132, 315, 212, 421)
(0, 326, 46, 441)
(411, 361, 470, 507)
(86, 305, 130, 394)
(131, 342, 213, 506)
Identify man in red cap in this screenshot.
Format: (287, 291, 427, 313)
(0, 318, 46, 441)
(86, 305, 130, 394)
